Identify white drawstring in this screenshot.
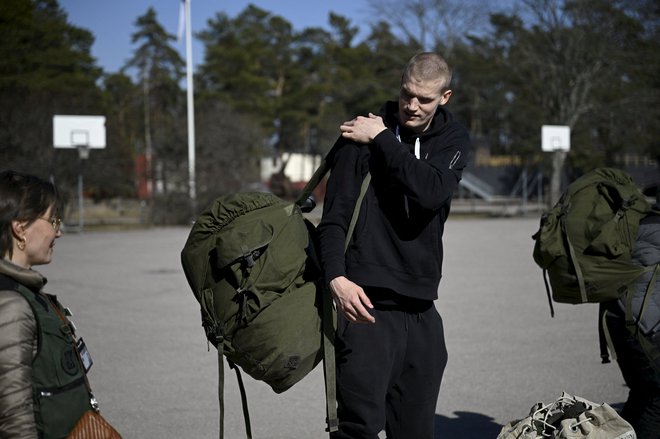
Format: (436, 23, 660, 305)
(395, 126, 420, 216)
(395, 126, 420, 159)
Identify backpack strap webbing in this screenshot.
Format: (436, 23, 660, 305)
(598, 304, 611, 364)
(295, 158, 330, 209)
(320, 171, 372, 435)
(542, 270, 555, 318)
(230, 360, 252, 438)
(600, 308, 616, 363)
(560, 213, 588, 303)
(218, 347, 223, 439)
(215, 336, 252, 439)
(321, 284, 338, 433)
(294, 136, 347, 210)
(322, 172, 371, 434)
(346, 173, 371, 252)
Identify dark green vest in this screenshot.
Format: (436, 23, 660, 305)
(0, 275, 92, 439)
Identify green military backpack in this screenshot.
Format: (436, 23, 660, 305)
(533, 167, 653, 308)
(181, 143, 370, 439)
(532, 167, 659, 363)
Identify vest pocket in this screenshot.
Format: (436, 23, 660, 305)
(35, 376, 91, 438)
(39, 321, 82, 382)
(33, 315, 91, 437)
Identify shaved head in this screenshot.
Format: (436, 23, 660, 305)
(402, 52, 452, 93)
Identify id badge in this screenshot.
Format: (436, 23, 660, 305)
(76, 338, 93, 373)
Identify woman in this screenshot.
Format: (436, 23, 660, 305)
(0, 170, 94, 438)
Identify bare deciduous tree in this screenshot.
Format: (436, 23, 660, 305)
(365, 0, 500, 55)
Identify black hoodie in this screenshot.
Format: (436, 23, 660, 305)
(318, 101, 471, 301)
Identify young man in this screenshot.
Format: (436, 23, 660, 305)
(318, 52, 471, 439)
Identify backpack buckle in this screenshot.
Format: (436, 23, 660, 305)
(206, 324, 224, 346)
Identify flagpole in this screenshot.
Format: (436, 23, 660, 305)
(184, 0, 196, 215)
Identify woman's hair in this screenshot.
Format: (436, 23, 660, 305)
(0, 170, 64, 259)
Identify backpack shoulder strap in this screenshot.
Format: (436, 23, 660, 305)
(324, 171, 371, 434)
(345, 172, 371, 252)
(295, 137, 347, 210)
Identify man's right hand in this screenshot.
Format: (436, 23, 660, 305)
(339, 113, 387, 144)
(329, 276, 375, 323)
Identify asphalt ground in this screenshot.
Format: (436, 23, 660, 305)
(37, 216, 630, 439)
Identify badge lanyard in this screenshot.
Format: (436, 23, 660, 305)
(44, 294, 99, 411)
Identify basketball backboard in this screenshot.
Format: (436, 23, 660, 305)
(541, 125, 570, 152)
(53, 115, 106, 148)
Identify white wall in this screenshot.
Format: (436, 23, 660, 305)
(260, 153, 322, 183)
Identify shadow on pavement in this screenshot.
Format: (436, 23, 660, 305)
(435, 412, 503, 438)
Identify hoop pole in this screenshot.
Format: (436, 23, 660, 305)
(78, 172, 83, 231)
(76, 145, 89, 232)
(184, 0, 196, 215)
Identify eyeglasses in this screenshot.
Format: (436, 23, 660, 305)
(38, 217, 62, 232)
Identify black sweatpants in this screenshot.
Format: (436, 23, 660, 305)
(331, 290, 448, 439)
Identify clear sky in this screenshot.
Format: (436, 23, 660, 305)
(59, 1, 371, 74)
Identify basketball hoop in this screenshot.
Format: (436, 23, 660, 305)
(53, 115, 106, 233)
(77, 144, 90, 160)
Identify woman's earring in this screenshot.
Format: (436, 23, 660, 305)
(17, 237, 26, 251)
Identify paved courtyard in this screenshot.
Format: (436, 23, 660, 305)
(37, 216, 629, 438)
